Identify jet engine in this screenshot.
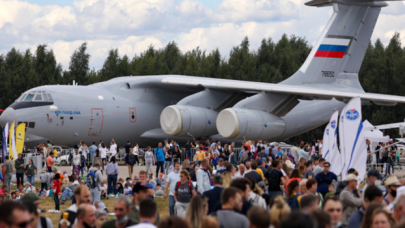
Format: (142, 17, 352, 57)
(216, 108, 285, 139)
(160, 105, 218, 137)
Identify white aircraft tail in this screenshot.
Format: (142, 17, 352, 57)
(281, 0, 401, 90)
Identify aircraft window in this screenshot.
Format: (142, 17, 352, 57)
(42, 94, 48, 101)
(47, 94, 53, 102)
(60, 117, 64, 120)
(28, 122, 35, 128)
(16, 93, 25, 102)
(70, 117, 73, 120)
(24, 93, 35, 101)
(20, 93, 27, 101)
(34, 94, 42, 101)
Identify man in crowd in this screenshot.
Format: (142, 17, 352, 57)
(300, 194, 318, 213)
(234, 164, 246, 179)
(89, 163, 103, 208)
(203, 174, 223, 214)
(130, 199, 158, 228)
(392, 187, 405, 224)
(136, 171, 155, 198)
(61, 181, 80, 205)
(217, 159, 225, 171)
(196, 158, 212, 193)
(265, 160, 285, 198)
(385, 175, 401, 211)
(3, 156, 13, 192)
(101, 195, 136, 228)
(363, 169, 383, 194)
(229, 178, 252, 215)
(258, 159, 266, 174)
(304, 161, 313, 179)
(315, 161, 337, 197)
(153, 142, 165, 177)
(59, 186, 91, 228)
(164, 162, 180, 216)
(322, 197, 343, 228)
(339, 174, 363, 227)
(348, 185, 383, 228)
(15, 153, 25, 185)
(75, 204, 96, 228)
(313, 158, 325, 177)
(245, 162, 263, 183)
(214, 187, 249, 228)
(247, 207, 270, 228)
(0, 201, 32, 228)
(25, 201, 53, 228)
(290, 143, 300, 164)
(129, 183, 160, 225)
(88, 142, 97, 163)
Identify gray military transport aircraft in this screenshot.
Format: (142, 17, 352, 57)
(1, 0, 405, 147)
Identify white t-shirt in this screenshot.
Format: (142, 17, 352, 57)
(133, 146, 139, 155)
(99, 147, 108, 158)
(128, 223, 156, 228)
(101, 185, 107, 191)
(73, 154, 81, 165)
(110, 144, 117, 156)
(166, 171, 181, 196)
(79, 146, 87, 158)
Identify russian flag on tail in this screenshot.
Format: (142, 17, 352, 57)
(315, 38, 351, 58)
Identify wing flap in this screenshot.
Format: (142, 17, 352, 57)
(161, 77, 405, 104)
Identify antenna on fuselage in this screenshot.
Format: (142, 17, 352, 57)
(72, 80, 78, 86)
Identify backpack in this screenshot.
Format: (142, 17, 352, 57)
(287, 195, 299, 210)
(80, 155, 86, 168)
(86, 170, 98, 188)
(266, 169, 280, 189)
(128, 154, 136, 166)
(68, 153, 73, 164)
(176, 181, 192, 191)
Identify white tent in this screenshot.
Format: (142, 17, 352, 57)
(363, 120, 390, 143)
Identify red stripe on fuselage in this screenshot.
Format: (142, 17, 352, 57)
(314, 51, 345, 58)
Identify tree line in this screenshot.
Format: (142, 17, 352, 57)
(0, 33, 404, 141)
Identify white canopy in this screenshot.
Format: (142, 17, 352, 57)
(363, 120, 390, 143)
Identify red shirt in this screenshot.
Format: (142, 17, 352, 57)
(46, 156, 54, 168)
(53, 179, 61, 194)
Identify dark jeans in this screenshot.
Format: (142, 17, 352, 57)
(41, 182, 48, 191)
(48, 166, 52, 172)
(107, 174, 117, 195)
(156, 161, 164, 177)
(169, 195, 176, 216)
(16, 173, 24, 186)
(54, 193, 60, 210)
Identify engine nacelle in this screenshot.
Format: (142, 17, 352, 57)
(160, 105, 218, 137)
(216, 108, 285, 139)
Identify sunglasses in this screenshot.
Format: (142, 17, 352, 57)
(324, 166, 330, 168)
(14, 218, 34, 228)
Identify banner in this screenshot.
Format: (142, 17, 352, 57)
(339, 104, 347, 177)
(328, 110, 342, 175)
(2, 123, 8, 162)
(15, 123, 25, 155)
(322, 122, 330, 160)
(341, 97, 367, 181)
(8, 122, 17, 160)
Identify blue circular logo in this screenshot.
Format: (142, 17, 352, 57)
(326, 129, 329, 135)
(264, 123, 268, 128)
(346, 109, 359, 121)
(208, 120, 211, 125)
(330, 120, 336, 129)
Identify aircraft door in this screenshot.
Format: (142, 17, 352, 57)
(88, 108, 104, 136)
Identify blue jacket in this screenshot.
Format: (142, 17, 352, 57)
(154, 148, 165, 162)
(203, 186, 222, 215)
(348, 208, 364, 228)
(315, 171, 337, 194)
(212, 157, 219, 166)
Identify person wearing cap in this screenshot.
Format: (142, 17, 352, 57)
(362, 169, 383, 196)
(61, 181, 80, 205)
(15, 153, 25, 186)
(339, 174, 364, 226)
(203, 173, 223, 214)
(24, 182, 33, 193)
(384, 175, 401, 211)
(335, 168, 360, 198)
(258, 159, 266, 174)
(129, 183, 160, 225)
(244, 152, 253, 165)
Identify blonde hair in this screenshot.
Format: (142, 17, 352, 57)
(201, 216, 219, 228)
(183, 160, 190, 170)
(222, 172, 233, 189)
(246, 140, 252, 145)
(185, 196, 208, 228)
(270, 196, 291, 228)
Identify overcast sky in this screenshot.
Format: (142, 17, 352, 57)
(1, 0, 405, 70)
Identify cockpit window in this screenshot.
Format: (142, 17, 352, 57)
(24, 93, 35, 101)
(47, 94, 53, 102)
(34, 94, 42, 101)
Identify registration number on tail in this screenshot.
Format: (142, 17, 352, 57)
(321, 71, 335, 77)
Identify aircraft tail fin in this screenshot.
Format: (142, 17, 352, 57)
(281, 0, 396, 90)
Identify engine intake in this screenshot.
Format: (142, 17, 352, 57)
(160, 105, 218, 137)
(216, 108, 285, 139)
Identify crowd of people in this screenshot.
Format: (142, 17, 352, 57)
(1, 139, 405, 228)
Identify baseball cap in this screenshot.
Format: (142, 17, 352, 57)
(345, 174, 359, 182)
(52, 166, 58, 171)
(248, 152, 252, 156)
(385, 175, 401, 186)
(73, 181, 80, 185)
(24, 182, 31, 186)
(133, 183, 149, 193)
(258, 159, 264, 166)
(367, 169, 383, 179)
(22, 192, 40, 203)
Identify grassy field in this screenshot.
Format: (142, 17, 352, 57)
(13, 184, 170, 228)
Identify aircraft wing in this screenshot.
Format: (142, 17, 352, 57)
(162, 77, 405, 105)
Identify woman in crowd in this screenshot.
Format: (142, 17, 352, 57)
(79, 141, 88, 172)
(285, 169, 301, 190)
(306, 178, 323, 209)
(185, 195, 209, 228)
(95, 209, 108, 228)
(287, 180, 300, 210)
(158, 217, 190, 228)
(25, 159, 37, 186)
(247, 179, 267, 209)
(106, 156, 119, 196)
(190, 165, 199, 182)
(99, 142, 108, 170)
(144, 146, 154, 176)
(194, 148, 206, 166)
(371, 209, 393, 228)
(109, 139, 117, 160)
(182, 160, 190, 171)
(360, 203, 384, 228)
(93, 149, 102, 170)
(174, 170, 196, 218)
(116, 182, 124, 195)
(270, 195, 291, 228)
(133, 142, 139, 166)
(52, 173, 61, 213)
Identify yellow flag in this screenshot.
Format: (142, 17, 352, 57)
(15, 123, 26, 155)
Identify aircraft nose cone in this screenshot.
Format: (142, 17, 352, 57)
(0, 108, 16, 127)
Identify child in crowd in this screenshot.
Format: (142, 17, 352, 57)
(212, 153, 219, 169)
(123, 183, 132, 196)
(325, 184, 335, 199)
(52, 173, 61, 213)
